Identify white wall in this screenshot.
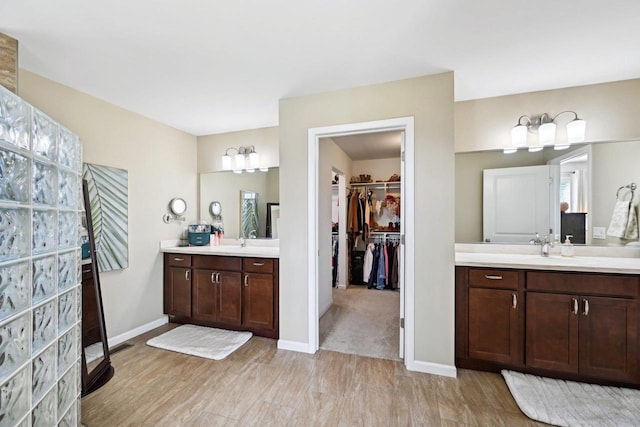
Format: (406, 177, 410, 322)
(318, 138, 353, 316)
(279, 72, 455, 367)
(19, 70, 198, 338)
(352, 157, 400, 182)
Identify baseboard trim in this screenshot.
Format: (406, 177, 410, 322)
(108, 316, 169, 348)
(277, 339, 315, 354)
(408, 359, 457, 378)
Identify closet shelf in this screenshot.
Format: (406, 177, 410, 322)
(348, 181, 401, 191)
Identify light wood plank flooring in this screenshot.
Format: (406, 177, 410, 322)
(81, 324, 547, 426)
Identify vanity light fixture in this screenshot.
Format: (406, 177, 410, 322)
(221, 145, 268, 173)
(506, 111, 586, 154)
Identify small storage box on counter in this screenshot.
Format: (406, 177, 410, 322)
(188, 222, 211, 246)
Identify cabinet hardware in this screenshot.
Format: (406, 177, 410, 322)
(244, 275, 249, 287)
(82, 269, 92, 274)
(211, 272, 216, 284)
(572, 298, 579, 315)
(216, 272, 220, 283)
(253, 262, 265, 267)
(185, 270, 190, 281)
(511, 293, 517, 309)
(174, 257, 184, 262)
(484, 275, 503, 280)
(583, 299, 590, 316)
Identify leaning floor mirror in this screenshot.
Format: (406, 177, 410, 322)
(81, 179, 114, 395)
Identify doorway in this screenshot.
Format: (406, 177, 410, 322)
(307, 117, 415, 368)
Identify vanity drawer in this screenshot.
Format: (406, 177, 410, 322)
(81, 264, 93, 281)
(468, 268, 518, 289)
(243, 258, 274, 274)
(526, 271, 639, 298)
(166, 253, 191, 267)
(193, 255, 242, 271)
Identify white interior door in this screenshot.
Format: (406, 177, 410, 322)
(483, 165, 552, 243)
(399, 131, 405, 359)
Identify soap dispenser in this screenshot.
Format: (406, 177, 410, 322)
(561, 235, 574, 257)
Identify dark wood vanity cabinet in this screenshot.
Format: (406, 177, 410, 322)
(163, 253, 279, 338)
(456, 266, 640, 387)
(163, 254, 192, 317)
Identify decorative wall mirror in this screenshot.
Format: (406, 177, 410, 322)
(163, 197, 188, 223)
(82, 179, 114, 395)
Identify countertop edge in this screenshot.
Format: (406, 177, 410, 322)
(160, 246, 279, 259)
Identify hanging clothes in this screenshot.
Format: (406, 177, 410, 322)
(376, 244, 386, 290)
(367, 243, 380, 289)
(348, 190, 360, 234)
(391, 242, 399, 289)
(363, 243, 374, 284)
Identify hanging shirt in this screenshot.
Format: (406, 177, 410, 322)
(376, 244, 386, 290)
(368, 244, 380, 289)
(363, 243, 374, 284)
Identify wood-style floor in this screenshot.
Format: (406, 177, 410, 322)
(81, 324, 547, 426)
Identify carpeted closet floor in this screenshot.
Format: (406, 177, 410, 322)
(319, 285, 400, 361)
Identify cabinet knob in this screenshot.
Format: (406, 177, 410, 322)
(571, 298, 579, 315)
(174, 257, 184, 262)
(253, 262, 265, 267)
(582, 299, 590, 316)
(511, 293, 517, 309)
(185, 270, 190, 281)
(211, 272, 216, 284)
(216, 272, 220, 283)
(244, 275, 249, 287)
(484, 274, 503, 280)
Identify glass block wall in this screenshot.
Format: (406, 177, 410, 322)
(0, 84, 82, 426)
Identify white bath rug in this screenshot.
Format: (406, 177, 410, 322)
(147, 325, 252, 360)
(502, 370, 640, 427)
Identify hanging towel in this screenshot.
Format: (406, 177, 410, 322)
(363, 243, 374, 283)
(607, 200, 639, 239)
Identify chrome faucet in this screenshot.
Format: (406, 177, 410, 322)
(239, 236, 246, 247)
(248, 229, 257, 239)
(530, 232, 554, 257)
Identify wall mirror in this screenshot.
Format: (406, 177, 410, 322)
(210, 201, 222, 216)
(199, 167, 279, 238)
(455, 139, 640, 246)
(241, 190, 259, 238)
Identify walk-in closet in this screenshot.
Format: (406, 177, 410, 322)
(318, 131, 404, 361)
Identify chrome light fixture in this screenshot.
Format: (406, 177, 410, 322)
(506, 111, 586, 154)
(221, 145, 267, 173)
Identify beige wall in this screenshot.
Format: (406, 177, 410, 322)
(318, 138, 353, 316)
(197, 126, 279, 173)
(279, 72, 455, 366)
(455, 78, 640, 153)
(352, 157, 401, 182)
(19, 70, 198, 339)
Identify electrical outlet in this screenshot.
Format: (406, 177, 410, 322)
(593, 227, 606, 239)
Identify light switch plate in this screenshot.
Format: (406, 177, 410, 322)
(593, 227, 606, 239)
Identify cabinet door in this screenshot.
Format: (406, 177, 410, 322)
(192, 269, 218, 323)
(468, 288, 520, 364)
(243, 273, 274, 330)
(526, 292, 579, 373)
(579, 296, 638, 382)
(218, 271, 242, 326)
(165, 267, 192, 317)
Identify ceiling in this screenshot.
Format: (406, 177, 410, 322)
(2, 1, 639, 136)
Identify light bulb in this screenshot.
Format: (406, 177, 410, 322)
(566, 118, 586, 144)
(246, 168, 255, 173)
(235, 153, 245, 170)
(511, 125, 528, 148)
(538, 122, 556, 146)
(503, 147, 518, 154)
(221, 154, 232, 170)
(528, 145, 543, 153)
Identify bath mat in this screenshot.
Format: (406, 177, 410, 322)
(146, 325, 252, 360)
(502, 370, 640, 427)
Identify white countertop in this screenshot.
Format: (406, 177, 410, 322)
(455, 243, 640, 274)
(159, 239, 279, 258)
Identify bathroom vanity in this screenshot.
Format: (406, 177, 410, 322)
(161, 243, 279, 339)
(455, 245, 640, 388)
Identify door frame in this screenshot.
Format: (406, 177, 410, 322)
(307, 117, 415, 368)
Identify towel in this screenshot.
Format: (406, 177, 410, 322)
(607, 199, 639, 239)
